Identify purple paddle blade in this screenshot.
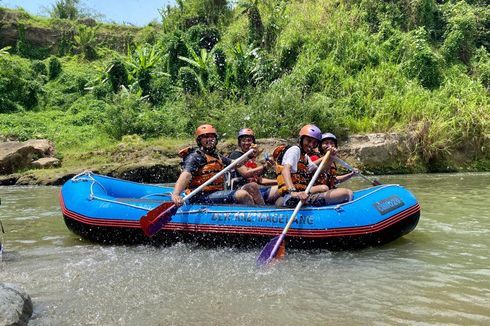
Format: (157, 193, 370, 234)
(256, 234, 285, 266)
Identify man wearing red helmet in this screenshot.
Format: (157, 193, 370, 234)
(275, 124, 352, 207)
(171, 124, 264, 206)
(228, 128, 279, 204)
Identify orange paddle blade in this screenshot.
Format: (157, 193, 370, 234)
(275, 241, 286, 260)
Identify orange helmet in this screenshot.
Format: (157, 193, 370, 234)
(195, 124, 218, 147)
(299, 124, 322, 141)
(195, 124, 217, 138)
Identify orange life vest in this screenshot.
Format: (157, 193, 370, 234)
(273, 145, 310, 196)
(179, 147, 225, 195)
(315, 161, 337, 189)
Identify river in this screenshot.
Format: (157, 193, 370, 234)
(0, 173, 489, 325)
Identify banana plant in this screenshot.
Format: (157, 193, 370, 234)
(126, 44, 167, 95)
(178, 45, 215, 92)
(74, 25, 98, 60)
(0, 46, 12, 57)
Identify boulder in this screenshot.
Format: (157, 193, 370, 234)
(77, 17, 97, 27)
(0, 139, 55, 175)
(338, 133, 416, 172)
(110, 159, 181, 184)
(0, 174, 19, 186)
(31, 157, 60, 169)
(0, 283, 33, 326)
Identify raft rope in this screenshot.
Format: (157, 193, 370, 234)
(71, 171, 171, 211)
(70, 171, 396, 214)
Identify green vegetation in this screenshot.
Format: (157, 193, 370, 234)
(0, 0, 489, 172)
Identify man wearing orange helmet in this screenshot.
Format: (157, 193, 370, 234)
(171, 124, 264, 206)
(228, 128, 279, 204)
(275, 124, 352, 207)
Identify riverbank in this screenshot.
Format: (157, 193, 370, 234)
(1, 132, 489, 186)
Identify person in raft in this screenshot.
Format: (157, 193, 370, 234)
(274, 124, 353, 208)
(171, 124, 265, 207)
(310, 132, 356, 196)
(228, 128, 279, 204)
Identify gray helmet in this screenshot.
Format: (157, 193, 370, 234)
(321, 132, 337, 147)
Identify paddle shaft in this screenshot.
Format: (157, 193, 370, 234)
(334, 157, 377, 184)
(141, 147, 257, 237)
(182, 147, 255, 202)
(268, 151, 332, 256)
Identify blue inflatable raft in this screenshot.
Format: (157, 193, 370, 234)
(60, 172, 420, 249)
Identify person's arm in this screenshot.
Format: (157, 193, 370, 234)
(258, 177, 277, 186)
(236, 164, 265, 178)
(335, 169, 358, 184)
(171, 172, 192, 207)
(172, 152, 201, 206)
(311, 147, 337, 173)
(282, 164, 308, 202)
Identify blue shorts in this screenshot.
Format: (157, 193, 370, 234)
(189, 190, 237, 204)
(259, 187, 271, 200)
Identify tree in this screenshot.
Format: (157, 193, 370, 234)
(239, 0, 264, 48)
(49, 0, 84, 20)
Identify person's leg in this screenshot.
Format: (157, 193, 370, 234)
(234, 189, 254, 205)
(307, 188, 352, 206)
(264, 186, 279, 204)
(310, 184, 328, 194)
(241, 182, 265, 205)
(200, 190, 238, 204)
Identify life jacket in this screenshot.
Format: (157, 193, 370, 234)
(274, 145, 310, 196)
(314, 160, 337, 189)
(179, 146, 225, 194)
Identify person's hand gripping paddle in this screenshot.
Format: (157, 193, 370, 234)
(140, 148, 255, 237)
(256, 151, 332, 267)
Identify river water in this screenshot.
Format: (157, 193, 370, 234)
(0, 173, 489, 325)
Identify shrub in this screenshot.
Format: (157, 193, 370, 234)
(48, 56, 62, 80)
(107, 59, 128, 92)
(105, 91, 167, 139)
(441, 1, 478, 64)
(31, 60, 48, 76)
(149, 74, 174, 105)
(402, 28, 443, 89)
(178, 66, 200, 95)
(0, 56, 43, 112)
(187, 24, 220, 51)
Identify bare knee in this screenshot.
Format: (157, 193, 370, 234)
(241, 182, 259, 192)
(323, 188, 353, 204)
(336, 188, 353, 202)
(234, 189, 253, 204)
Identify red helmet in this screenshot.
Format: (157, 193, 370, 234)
(195, 124, 217, 138)
(299, 124, 322, 141)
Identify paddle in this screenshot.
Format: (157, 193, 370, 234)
(334, 157, 382, 186)
(140, 148, 256, 237)
(256, 151, 332, 267)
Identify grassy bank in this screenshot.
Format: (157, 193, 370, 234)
(0, 0, 489, 173)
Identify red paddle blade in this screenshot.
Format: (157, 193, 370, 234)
(372, 179, 382, 186)
(140, 202, 177, 237)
